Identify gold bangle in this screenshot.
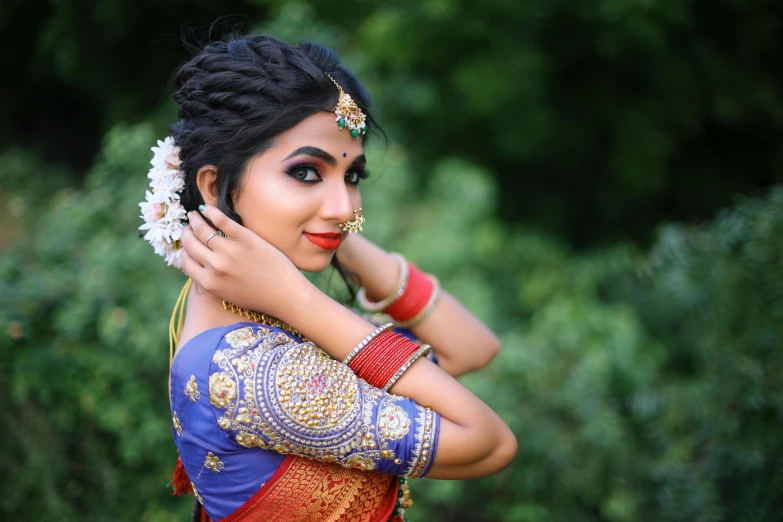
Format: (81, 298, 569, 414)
(392, 275, 442, 328)
(356, 253, 409, 312)
(383, 344, 432, 392)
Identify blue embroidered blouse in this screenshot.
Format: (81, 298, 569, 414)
(170, 322, 441, 520)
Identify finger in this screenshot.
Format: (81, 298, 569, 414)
(199, 204, 246, 243)
(180, 246, 203, 281)
(187, 210, 221, 244)
(182, 222, 216, 267)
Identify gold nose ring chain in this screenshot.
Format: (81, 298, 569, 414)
(339, 208, 365, 234)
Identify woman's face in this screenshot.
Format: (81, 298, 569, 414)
(233, 111, 366, 272)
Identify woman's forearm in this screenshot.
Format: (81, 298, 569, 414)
(337, 235, 500, 376)
(280, 278, 376, 361)
(335, 234, 400, 301)
(407, 291, 500, 375)
(388, 359, 517, 479)
(284, 280, 517, 478)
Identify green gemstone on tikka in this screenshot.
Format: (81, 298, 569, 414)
(350, 128, 360, 138)
(338, 118, 346, 129)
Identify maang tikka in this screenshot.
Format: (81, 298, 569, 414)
(339, 209, 365, 234)
(326, 73, 367, 138)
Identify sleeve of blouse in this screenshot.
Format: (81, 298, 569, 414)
(208, 324, 440, 478)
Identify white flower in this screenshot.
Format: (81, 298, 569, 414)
(139, 199, 165, 224)
(150, 137, 178, 166)
(139, 136, 188, 268)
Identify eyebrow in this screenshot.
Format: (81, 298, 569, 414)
(282, 146, 337, 166)
(282, 146, 366, 167)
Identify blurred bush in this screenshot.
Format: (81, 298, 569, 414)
(4, 0, 782, 245)
(3, 1, 783, 520)
(1, 121, 781, 521)
(1, 126, 189, 521)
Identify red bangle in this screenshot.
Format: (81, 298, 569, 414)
(350, 331, 399, 376)
(349, 331, 420, 389)
(385, 263, 434, 322)
(352, 334, 411, 387)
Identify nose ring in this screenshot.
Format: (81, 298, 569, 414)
(338, 208, 365, 234)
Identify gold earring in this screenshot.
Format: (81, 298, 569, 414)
(339, 208, 365, 234)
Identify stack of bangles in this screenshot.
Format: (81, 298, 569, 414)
(357, 253, 441, 328)
(343, 323, 432, 391)
(346, 255, 441, 390)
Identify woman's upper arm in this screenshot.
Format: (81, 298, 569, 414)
(207, 324, 516, 480)
(207, 325, 440, 478)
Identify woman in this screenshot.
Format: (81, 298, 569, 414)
(143, 34, 517, 521)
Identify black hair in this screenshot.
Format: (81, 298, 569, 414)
(170, 34, 381, 299)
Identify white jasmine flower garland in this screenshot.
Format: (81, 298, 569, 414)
(139, 137, 188, 268)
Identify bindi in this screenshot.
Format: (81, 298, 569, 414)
(343, 152, 347, 158)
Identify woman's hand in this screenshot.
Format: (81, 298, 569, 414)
(183, 207, 517, 479)
(335, 233, 401, 299)
(336, 234, 500, 377)
(180, 205, 310, 321)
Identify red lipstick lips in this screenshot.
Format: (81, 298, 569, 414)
(303, 232, 342, 251)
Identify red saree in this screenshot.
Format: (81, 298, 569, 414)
(195, 455, 402, 522)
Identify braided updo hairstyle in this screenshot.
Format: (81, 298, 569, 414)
(171, 34, 378, 220)
(171, 34, 379, 293)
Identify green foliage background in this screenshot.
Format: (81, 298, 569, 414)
(1, 1, 782, 521)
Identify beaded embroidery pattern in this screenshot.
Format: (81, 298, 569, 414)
(192, 483, 204, 505)
(185, 375, 201, 402)
(405, 407, 436, 478)
(203, 452, 225, 474)
(173, 412, 182, 436)
(208, 325, 433, 477)
(375, 399, 412, 466)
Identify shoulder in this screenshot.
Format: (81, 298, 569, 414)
(172, 323, 260, 374)
(208, 325, 365, 449)
(209, 324, 351, 417)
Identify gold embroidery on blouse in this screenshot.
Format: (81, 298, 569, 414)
(211, 326, 279, 369)
(236, 430, 267, 449)
(225, 326, 261, 348)
(345, 453, 376, 471)
(406, 407, 436, 478)
(203, 452, 224, 474)
(192, 483, 204, 505)
(184, 375, 201, 402)
(209, 372, 237, 408)
(211, 327, 390, 468)
(172, 412, 182, 436)
(376, 398, 411, 465)
(380, 448, 402, 465)
(277, 347, 357, 429)
(378, 402, 411, 440)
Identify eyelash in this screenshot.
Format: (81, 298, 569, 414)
(285, 164, 370, 186)
(346, 168, 370, 185)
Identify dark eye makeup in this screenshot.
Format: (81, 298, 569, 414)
(284, 163, 370, 186)
(285, 163, 322, 183)
(345, 167, 371, 185)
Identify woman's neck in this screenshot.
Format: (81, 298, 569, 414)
(177, 282, 245, 350)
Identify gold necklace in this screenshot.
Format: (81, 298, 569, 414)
(222, 301, 311, 342)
